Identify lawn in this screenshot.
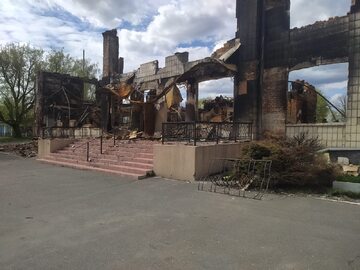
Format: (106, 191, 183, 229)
(0, 137, 31, 144)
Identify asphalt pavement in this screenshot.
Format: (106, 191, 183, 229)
(1, 153, 360, 270)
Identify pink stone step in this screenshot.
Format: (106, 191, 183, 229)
(59, 148, 154, 156)
(43, 156, 150, 176)
(133, 157, 154, 165)
(92, 156, 152, 167)
(122, 161, 153, 170)
(37, 159, 139, 178)
(91, 162, 150, 175)
(51, 153, 88, 161)
(38, 139, 156, 178)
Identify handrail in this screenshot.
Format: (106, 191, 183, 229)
(72, 136, 101, 152)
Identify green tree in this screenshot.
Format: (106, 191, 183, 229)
(332, 94, 347, 122)
(45, 48, 74, 74)
(0, 45, 99, 138)
(316, 90, 330, 123)
(0, 43, 44, 137)
(45, 48, 99, 78)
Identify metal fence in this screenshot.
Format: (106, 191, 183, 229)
(162, 122, 253, 145)
(198, 159, 272, 200)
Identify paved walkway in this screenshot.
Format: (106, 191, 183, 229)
(0, 153, 360, 270)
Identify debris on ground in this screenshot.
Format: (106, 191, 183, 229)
(0, 140, 38, 158)
(342, 164, 359, 176)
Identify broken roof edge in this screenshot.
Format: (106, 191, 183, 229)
(38, 70, 99, 84)
(218, 38, 241, 62)
(176, 57, 237, 83)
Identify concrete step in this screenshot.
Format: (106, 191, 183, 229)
(40, 139, 156, 178)
(122, 161, 153, 170)
(37, 158, 140, 178)
(43, 156, 150, 176)
(71, 141, 156, 147)
(90, 161, 150, 175)
(60, 145, 155, 152)
(57, 150, 154, 160)
(51, 152, 89, 161)
(133, 157, 154, 165)
(91, 157, 153, 170)
(106, 152, 154, 158)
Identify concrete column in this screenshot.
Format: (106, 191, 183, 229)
(234, 0, 263, 137)
(102, 29, 119, 80)
(185, 80, 198, 122)
(345, 3, 360, 147)
(118, 57, 124, 74)
(234, 62, 260, 137)
(260, 0, 290, 136)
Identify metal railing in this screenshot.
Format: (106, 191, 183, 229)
(198, 159, 272, 200)
(42, 127, 119, 162)
(72, 133, 119, 162)
(162, 122, 253, 145)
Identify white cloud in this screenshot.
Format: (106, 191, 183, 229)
(0, 0, 103, 71)
(289, 63, 348, 98)
(36, 0, 167, 28)
(199, 78, 234, 99)
(116, 0, 236, 71)
(291, 0, 351, 27)
(330, 93, 345, 104)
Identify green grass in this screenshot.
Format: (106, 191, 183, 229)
(330, 189, 360, 199)
(336, 175, 360, 184)
(0, 137, 31, 144)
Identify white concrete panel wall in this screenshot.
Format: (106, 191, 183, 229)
(286, 123, 346, 148)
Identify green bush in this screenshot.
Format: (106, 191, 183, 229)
(336, 175, 360, 184)
(242, 134, 339, 187)
(330, 189, 360, 199)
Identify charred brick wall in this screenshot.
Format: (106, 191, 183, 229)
(235, 0, 356, 137)
(289, 16, 349, 70)
(264, 1, 290, 69)
(236, 0, 262, 61)
(234, 0, 263, 136)
(35, 72, 85, 135)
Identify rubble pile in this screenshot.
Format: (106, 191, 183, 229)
(0, 140, 38, 158)
(337, 157, 359, 176)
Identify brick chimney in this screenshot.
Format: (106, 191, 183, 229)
(102, 29, 119, 80)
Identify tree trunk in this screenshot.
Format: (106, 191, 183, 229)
(12, 124, 22, 138)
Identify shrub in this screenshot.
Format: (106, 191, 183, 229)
(330, 189, 360, 199)
(241, 134, 339, 187)
(336, 175, 360, 184)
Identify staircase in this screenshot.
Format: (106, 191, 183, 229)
(38, 139, 157, 178)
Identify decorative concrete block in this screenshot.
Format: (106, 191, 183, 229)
(333, 181, 360, 193)
(338, 157, 350, 165)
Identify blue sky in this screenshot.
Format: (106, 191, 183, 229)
(0, 0, 352, 102)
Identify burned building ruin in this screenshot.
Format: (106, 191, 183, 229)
(36, 0, 360, 149)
